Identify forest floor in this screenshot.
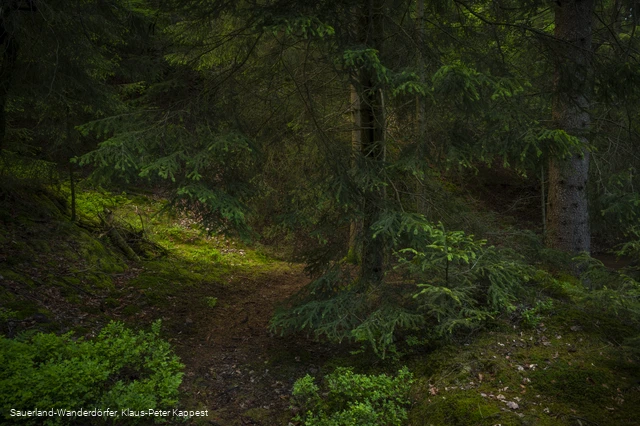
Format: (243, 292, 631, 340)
(0, 184, 352, 425)
(155, 264, 317, 425)
(2, 184, 640, 425)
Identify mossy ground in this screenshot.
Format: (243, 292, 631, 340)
(407, 299, 640, 426)
(2, 179, 640, 425)
(0, 180, 326, 424)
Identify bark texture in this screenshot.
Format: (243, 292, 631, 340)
(348, 84, 363, 264)
(546, 0, 594, 255)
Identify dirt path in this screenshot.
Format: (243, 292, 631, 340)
(166, 265, 327, 425)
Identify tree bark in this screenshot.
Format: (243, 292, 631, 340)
(546, 0, 593, 255)
(348, 84, 363, 264)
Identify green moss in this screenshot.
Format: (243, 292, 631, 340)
(405, 297, 640, 426)
(2, 300, 42, 320)
(530, 361, 613, 403)
(410, 390, 504, 426)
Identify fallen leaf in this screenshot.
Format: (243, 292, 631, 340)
(505, 401, 519, 410)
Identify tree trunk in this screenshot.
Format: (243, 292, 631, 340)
(358, 0, 386, 285)
(0, 8, 18, 150)
(348, 84, 363, 264)
(546, 0, 593, 255)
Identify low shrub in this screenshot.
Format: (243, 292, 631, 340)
(291, 367, 413, 426)
(0, 321, 184, 425)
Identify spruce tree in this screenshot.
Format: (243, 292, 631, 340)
(546, 0, 594, 255)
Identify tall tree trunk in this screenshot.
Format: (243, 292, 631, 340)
(358, 0, 386, 285)
(0, 5, 18, 150)
(348, 84, 363, 264)
(546, 0, 593, 255)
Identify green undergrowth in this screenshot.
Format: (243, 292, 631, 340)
(0, 178, 289, 334)
(291, 367, 414, 425)
(0, 180, 128, 329)
(1, 321, 184, 425)
(107, 191, 290, 312)
(407, 283, 640, 426)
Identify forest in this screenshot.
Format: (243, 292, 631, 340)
(1, 0, 640, 424)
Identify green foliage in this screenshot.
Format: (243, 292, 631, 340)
(0, 321, 184, 425)
(343, 49, 390, 84)
(432, 61, 525, 104)
(519, 299, 554, 328)
(265, 16, 335, 38)
(616, 225, 640, 259)
(273, 214, 534, 357)
(77, 94, 259, 239)
(0, 307, 17, 323)
(573, 254, 640, 322)
(0, 152, 59, 184)
(291, 367, 413, 426)
(394, 217, 532, 334)
(594, 169, 640, 243)
(73, 188, 131, 217)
